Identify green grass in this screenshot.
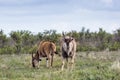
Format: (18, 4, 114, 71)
(0, 51, 120, 80)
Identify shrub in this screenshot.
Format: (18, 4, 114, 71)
(56, 46, 60, 52)
(28, 45, 37, 54)
(77, 45, 99, 52)
(0, 46, 15, 54)
(109, 42, 120, 51)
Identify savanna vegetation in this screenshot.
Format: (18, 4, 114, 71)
(0, 27, 120, 54)
(0, 27, 120, 80)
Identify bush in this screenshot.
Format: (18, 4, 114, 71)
(109, 42, 120, 51)
(56, 46, 60, 52)
(28, 45, 37, 54)
(0, 46, 15, 54)
(77, 45, 99, 52)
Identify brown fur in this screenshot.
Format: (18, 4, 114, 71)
(32, 41, 57, 68)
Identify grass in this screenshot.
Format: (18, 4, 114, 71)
(0, 51, 120, 80)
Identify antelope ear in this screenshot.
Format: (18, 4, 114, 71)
(70, 38, 73, 41)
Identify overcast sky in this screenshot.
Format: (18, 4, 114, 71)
(0, 0, 120, 35)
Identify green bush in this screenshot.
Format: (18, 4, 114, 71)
(0, 46, 15, 54)
(77, 45, 99, 52)
(56, 45, 60, 52)
(28, 45, 37, 54)
(109, 42, 120, 51)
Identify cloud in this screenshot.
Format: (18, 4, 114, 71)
(0, 0, 68, 7)
(0, 0, 120, 35)
(101, 0, 113, 4)
(0, 0, 35, 4)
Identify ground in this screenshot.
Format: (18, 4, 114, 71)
(0, 51, 120, 80)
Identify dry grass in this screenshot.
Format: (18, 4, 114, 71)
(0, 51, 120, 80)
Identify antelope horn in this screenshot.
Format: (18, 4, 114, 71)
(62, 32, 65, 38)
(70, 31, 73, 37)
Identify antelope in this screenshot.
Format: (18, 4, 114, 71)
(61, 32, 77, 70)
(32, 41, 58, 68)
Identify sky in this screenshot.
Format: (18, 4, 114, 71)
(0, 0, 120, 35)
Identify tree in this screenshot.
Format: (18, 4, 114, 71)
(0, 29, 7, 48)
(10, 31, 22, 54)
(114, 28, 120, 42)
(85, 29, 91, 42)
(37, 32, 43, 41)
(22, 30, 35, 46)
(42, 30, 60, 43)
(110, 28, 120, 50)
